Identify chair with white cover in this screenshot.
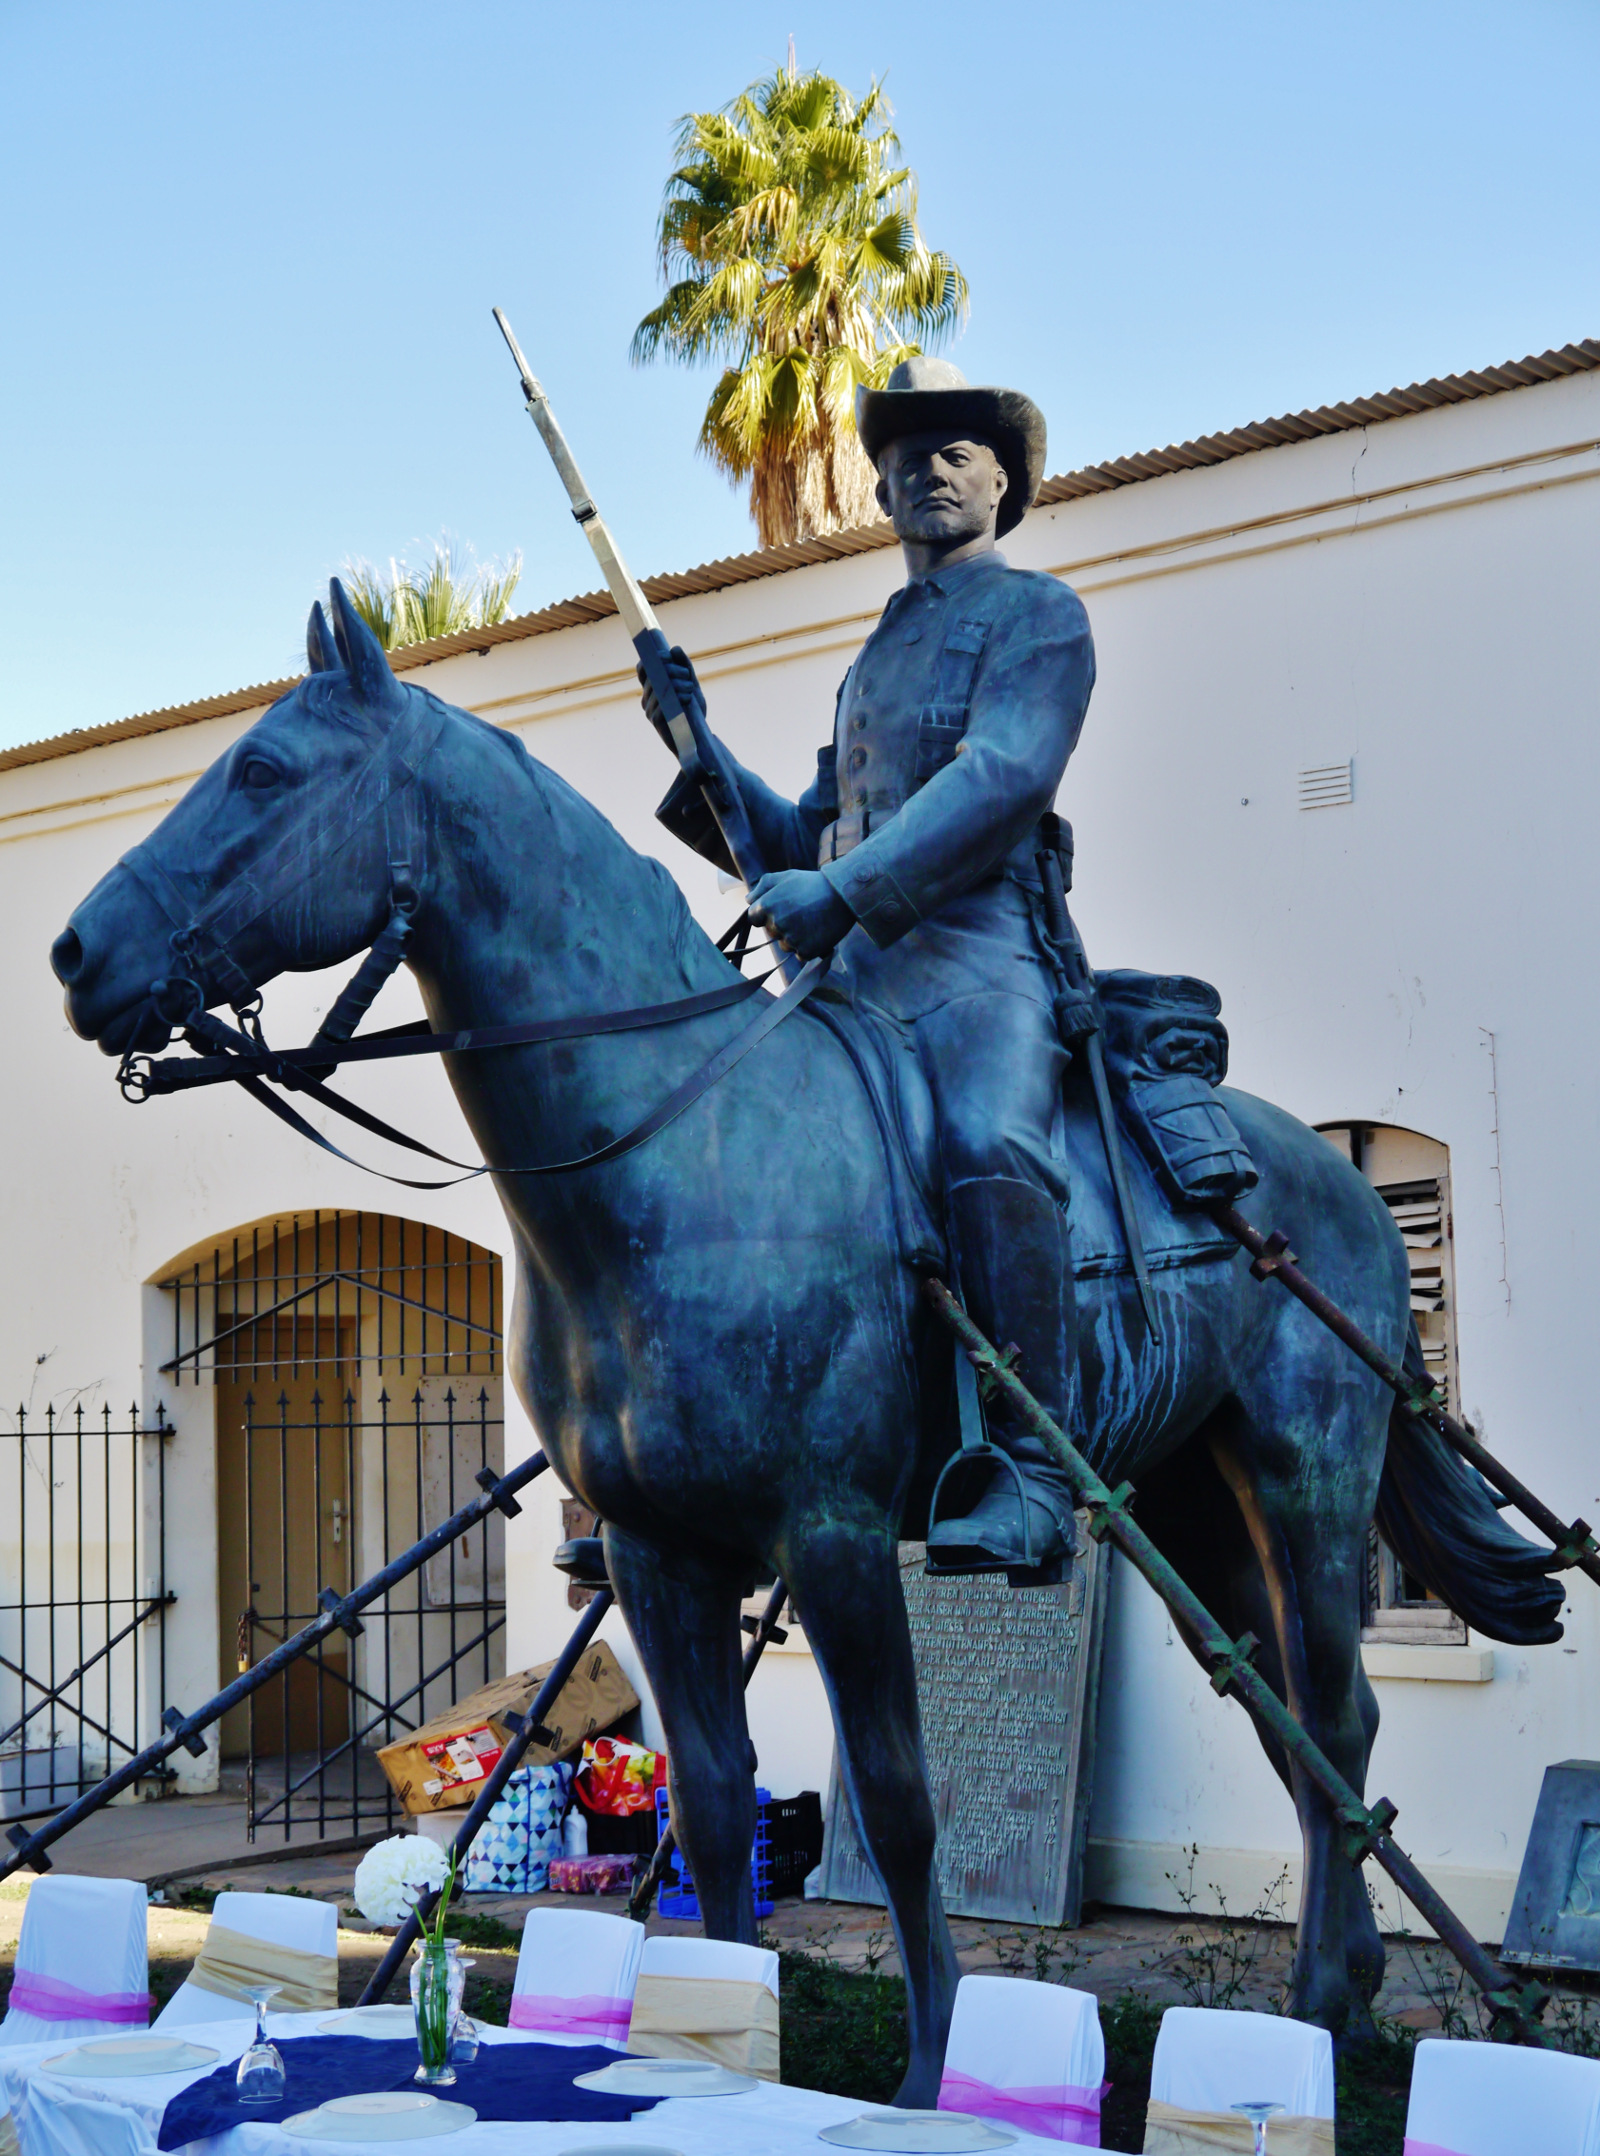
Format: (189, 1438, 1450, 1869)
(1145, 2006, 1335, 2154)
(626, 1935, 780, 2082)
(510, 1909, 644, 2047)
(152, 1891, 338, 2029)
(0, 1877, 150, 2047)
(938, 1973, 1105, 2145)
(1404, 2036, 1600, 2156)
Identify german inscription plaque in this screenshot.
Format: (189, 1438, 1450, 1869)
(821, 1533, 1108, 1925)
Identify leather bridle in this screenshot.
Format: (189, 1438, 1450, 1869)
(112, 696, 826, 1187)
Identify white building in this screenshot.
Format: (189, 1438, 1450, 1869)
(2, 336, 1596, 1937)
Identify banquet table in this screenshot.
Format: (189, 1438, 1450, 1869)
(0, 2012, 1070, 2154)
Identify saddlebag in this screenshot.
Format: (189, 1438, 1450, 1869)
(1095, 970, 1258, 1208)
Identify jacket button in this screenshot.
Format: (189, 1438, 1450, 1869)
(851, 714, 867, 731)
(854, 791, 868, 808)
(848, 747, 867, 771)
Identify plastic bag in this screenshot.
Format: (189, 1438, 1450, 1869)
(573, 1734, 667, 1816)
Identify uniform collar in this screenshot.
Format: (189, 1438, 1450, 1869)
(902, 547, 1009, 601)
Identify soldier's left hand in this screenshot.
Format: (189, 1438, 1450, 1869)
(746, 870, 855, 959)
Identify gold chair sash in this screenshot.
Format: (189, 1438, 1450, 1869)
(626, 1972, 780, 2082)
(0, 2107, 19, 2156)
(1144, 2099, 1335, 2155)
(186, 1923, 338, 2014)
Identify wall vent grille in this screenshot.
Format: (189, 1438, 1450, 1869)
(1299, 760, 1353, 809)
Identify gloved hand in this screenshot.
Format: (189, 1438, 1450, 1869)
(636, 644, 705, 751)
(747, 870, 855, 960)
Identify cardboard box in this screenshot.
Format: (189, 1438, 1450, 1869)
(377, 1645, 637, 1814)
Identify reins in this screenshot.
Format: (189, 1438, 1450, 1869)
(118, 897, 826, 1190)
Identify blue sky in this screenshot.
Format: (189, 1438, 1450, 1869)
(2, 0, 1595, 747)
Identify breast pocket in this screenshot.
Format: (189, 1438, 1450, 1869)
(913, 707, 968, 786)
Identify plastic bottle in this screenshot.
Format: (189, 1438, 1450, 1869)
(562, 1804, 589, 1859)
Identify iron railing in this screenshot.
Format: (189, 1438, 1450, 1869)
(236, 1381, 505, 1842)
(0, 1401, 170, 1821)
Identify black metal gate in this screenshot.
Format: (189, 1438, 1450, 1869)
(160, 1212, 507, 1842)
(0, 1401, 171, 1820)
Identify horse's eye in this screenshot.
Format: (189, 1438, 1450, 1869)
(240, 758, 280, 791)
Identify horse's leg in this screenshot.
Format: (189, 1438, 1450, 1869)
(781, 1518, 959, 2108)
(1203, 1391, 1386, 2036)
(603, 1523, 758, 1942)
(1139, 1414, 1385, 2035)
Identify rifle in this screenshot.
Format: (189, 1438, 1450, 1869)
(492, 309, 769, 895)
(1035, 814, 1160, 1341)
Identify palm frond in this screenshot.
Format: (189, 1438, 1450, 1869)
(636, 60, 969, 545)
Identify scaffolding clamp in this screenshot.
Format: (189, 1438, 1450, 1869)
(476, 1465, 523, 1518)
(318, 1586, 366, 1639)
(162, 1706, 208, 1758)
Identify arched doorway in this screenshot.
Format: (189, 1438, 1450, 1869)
(158, 1211, 506, 1838)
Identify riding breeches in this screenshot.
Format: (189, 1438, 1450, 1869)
(829, 874, 1070, 1210)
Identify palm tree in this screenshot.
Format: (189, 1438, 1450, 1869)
(340, 542, 523, 653)
(632, 58, 968, 549)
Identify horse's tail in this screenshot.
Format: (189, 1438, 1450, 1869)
(1375, 1322, 1566, 1645)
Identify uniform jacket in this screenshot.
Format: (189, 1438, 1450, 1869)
(656, 550, 1095, 948)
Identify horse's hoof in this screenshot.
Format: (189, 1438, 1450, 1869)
(554, 1535, 610, 1588)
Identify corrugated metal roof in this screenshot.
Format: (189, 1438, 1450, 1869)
(6, 335, 1596, 777)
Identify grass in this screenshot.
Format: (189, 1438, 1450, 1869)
(771, 1949, 1420, 2154)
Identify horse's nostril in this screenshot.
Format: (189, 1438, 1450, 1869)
(51, 927, 84, 984)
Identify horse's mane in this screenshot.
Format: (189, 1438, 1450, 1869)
(440, 691, 717, 980)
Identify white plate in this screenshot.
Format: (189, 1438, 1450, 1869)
(318, 2005, 418, 2036)
(818, 2111, 1016, 2153)
(44, 2036, 221, 2079)
(284, 2091, 477, 2142)
(556, 2147, 687, 2156)
(574, 2058, 757, 2099)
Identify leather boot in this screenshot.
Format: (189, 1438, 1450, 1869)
(926, 1176, 1079, 1573)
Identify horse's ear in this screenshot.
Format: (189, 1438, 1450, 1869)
(327, 577, 403, 715)
(305, 600, 341, 674)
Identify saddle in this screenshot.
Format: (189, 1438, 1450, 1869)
(800, 968, 1254, 1280)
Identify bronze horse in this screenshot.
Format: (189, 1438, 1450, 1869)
(52, 585, 1560, 2096)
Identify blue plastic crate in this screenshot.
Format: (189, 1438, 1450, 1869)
(655, 1784, 775, 1920)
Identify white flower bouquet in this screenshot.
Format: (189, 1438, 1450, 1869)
(353, 1833, 451, 1926)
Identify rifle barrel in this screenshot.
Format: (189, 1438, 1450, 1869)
(492, 307, 657, 642)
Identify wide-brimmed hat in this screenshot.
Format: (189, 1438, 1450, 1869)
(855, 356, 1046, 537)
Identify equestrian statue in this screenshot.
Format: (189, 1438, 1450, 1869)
(51, 356, 1565, 2099)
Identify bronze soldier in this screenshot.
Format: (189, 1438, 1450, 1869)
(645, 357, 1095, 1574)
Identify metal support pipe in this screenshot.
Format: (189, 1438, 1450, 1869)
(1210, 1203, 1600, 1585)
(626, 1576, 791, 1923)
(922, 1275, 1551, 2045)
(356, 1587, 615, 2004)
(1, 1450, 550, 1882)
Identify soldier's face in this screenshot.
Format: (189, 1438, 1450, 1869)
(875, 433, 1008, 546)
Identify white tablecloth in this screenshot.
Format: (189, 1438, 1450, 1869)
(0, 2014, 1068, 2154)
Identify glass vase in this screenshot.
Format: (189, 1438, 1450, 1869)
(409, 1937, 463, 2085)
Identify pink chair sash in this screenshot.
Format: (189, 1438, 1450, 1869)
(1403, 2144, 1468, 2156)
(939, 2068, 1105, 2145)
(510, 1991, 632, 2041)
(8, 1972, 152, 2026)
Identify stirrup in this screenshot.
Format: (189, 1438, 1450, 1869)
(924, 1442, 1062, 1587)
(926, 1331, 1064, 1587)
(553, 1535, 609, 1589)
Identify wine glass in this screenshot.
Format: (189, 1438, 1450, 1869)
(1230, 2099, 1286, 2155)
(447, 1948, 479, 2064)
(236, 1982, 286, 2104)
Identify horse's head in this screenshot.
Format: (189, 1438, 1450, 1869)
(53, 580, 439, 1057)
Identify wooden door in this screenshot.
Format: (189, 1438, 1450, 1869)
(216, 1320, 353, 1758)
